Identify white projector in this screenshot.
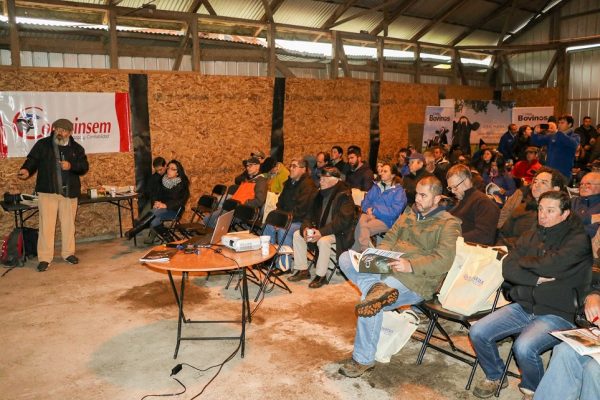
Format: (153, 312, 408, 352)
(221, 232, 262, 252)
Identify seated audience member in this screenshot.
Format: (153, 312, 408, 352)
(515, 124, 534, 160)
(394, 147, 410, 177)
(329, 145, 349, 177)
(263, 158, 289, 194)
(345, 146, 374, 192)
(352, 163, 407, 251)
(473, 148, 494, 177)
(447, 164, 500, 245)
(402, 152, 433, 206)
(312, 151, 330, 185)
(497, 167, 565, 249)
(531, 116, 579, 179)
(498, 123, 519, 162)
(337, 176, 461, 378)
(470, 191, 592, 399)
(264, 158, 317, 247)
(533, 285, 600, 400)
(512, 146, 542, 185)
(484, 157, 517, 201)
(140, 156, 166, 215)
(207, 157, 267, 227)
(471, 139, 488, 165)
(288, 167, 355, 289)
(126, 160, 190, 243)
(572, 171, 600, 237)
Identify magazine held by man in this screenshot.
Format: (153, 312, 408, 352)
(551, 327, 600, 365)
(348, 248, 405, 274)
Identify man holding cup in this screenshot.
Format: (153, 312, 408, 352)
(18, 118, 89, 272)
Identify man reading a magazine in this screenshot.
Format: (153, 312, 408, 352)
(533, 281, 600, 400)
(337, 176, 462, 378)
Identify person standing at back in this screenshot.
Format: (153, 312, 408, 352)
(18, 118, 89, 272)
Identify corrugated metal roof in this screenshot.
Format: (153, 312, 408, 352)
(448, 0, 499, 26)
(421, 23, 467, 46)
(386, 15, 429, 41)
(274, 0, 338, 28)
(332, 6, 381, 34)
(455, 30, 501, 47)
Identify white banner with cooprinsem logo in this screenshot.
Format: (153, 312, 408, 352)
(0, 91, 131, 158)
(423, 106, 454, 148)
(511, 107, 554, 126)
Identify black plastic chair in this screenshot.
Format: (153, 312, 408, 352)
(190, 194, 218, 223)
(231, 204, 260, 233)
(414, 287, 513, 391)
(152, 207, 185, 244)
(253, 210, 294, 301)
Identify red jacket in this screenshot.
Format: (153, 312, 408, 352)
(512, 159, 542, 184)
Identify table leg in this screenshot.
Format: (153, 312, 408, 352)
(117, 200, 124, 238)
(18, 210, 24, 228)
(167, 271, 187, 323)
(171, 271, 187, 359)
(128, 198, 137, 246)
(241, 268, 250, 358)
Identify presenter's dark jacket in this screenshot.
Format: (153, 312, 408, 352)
(450, 187, 500, 245)
(20, 132, 89, 198)
(301, 180, 356, 259)
(503, 215, 592, 322)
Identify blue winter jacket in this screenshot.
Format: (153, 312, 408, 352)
(531, 128, 579, 178)
(361, 182, 407, 228)
(571, 193, 600, 237)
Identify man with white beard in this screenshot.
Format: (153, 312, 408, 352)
(18, 119, 89, 272)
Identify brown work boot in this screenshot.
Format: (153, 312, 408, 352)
(287, 269, 310, 282)
(473, 378, 509, 399)
(308, 275, 327, 288)
(338, 358, 374, 378)
(355, 283, 399, 317)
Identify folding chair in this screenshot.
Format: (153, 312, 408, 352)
(414, 287, 513, 390)
(230, 204, 260, 233)
(152, 207, 185, 244)
(189, 194, 218, 223)
(307, 242, 343, 284)
(253, 210, 293, 301)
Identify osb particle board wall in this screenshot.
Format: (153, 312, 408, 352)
(147, 73, 274, 214)
(283, 78, 371, 162)
(502, 87, 560, 113)
(379, 82, 438, 159)
(0, 69, 133, 240)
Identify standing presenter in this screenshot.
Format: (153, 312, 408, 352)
(18, 118, 89, 272)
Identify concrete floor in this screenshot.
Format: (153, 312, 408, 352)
(0, 238, 527, 400)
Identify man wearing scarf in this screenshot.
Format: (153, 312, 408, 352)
(337, 176, 461, 378)
(18, 118, 89, 272)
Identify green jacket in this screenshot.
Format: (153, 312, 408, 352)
(379, 206, 462, 298)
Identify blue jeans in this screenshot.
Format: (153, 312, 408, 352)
(469, 302, 574, 392)
(339, 251, 423, 365)
(534, 342, 600, 400)
(150, 208, 178, 228)
(263, 222, 301, 247)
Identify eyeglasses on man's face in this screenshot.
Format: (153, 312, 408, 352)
(447, 178, 465, 192)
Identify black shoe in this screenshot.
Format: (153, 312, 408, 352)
(37, 262, 49, 272)
(65, 255, 79, 265)
(308, 275, 327, 289)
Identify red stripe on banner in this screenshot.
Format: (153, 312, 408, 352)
(115, 92, 132, 152)
(0, 120, 7, 158)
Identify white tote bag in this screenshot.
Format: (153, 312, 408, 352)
(375, 310, 420, 363)
(438, 237, 509, 316)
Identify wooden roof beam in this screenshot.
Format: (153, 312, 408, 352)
(369, 0, 417, 36)
(450, 0, 513, 46)
(410, 0, 469, 42)
(321, 0, 359, 30)
(328, 0, 398, 29)
(503, 0, 569, 45)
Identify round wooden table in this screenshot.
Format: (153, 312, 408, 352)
(144, 244, 276, 359)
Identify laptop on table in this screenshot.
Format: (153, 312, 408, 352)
(184, 210, 234, 247)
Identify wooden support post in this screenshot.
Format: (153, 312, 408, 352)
(556, 46, 569, 114)
(377, 37, 384, 82)
(108, 7, 118, 69)
(337, 34, 350, 78)
(7, 0, 20, 67)
(415, 43, 421, 84)
(190, 17, 200, 73)
(330, 31, 339, 79)
(267, 22, 276, 77)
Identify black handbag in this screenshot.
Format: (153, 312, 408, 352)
(3, 192, 21, 205)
